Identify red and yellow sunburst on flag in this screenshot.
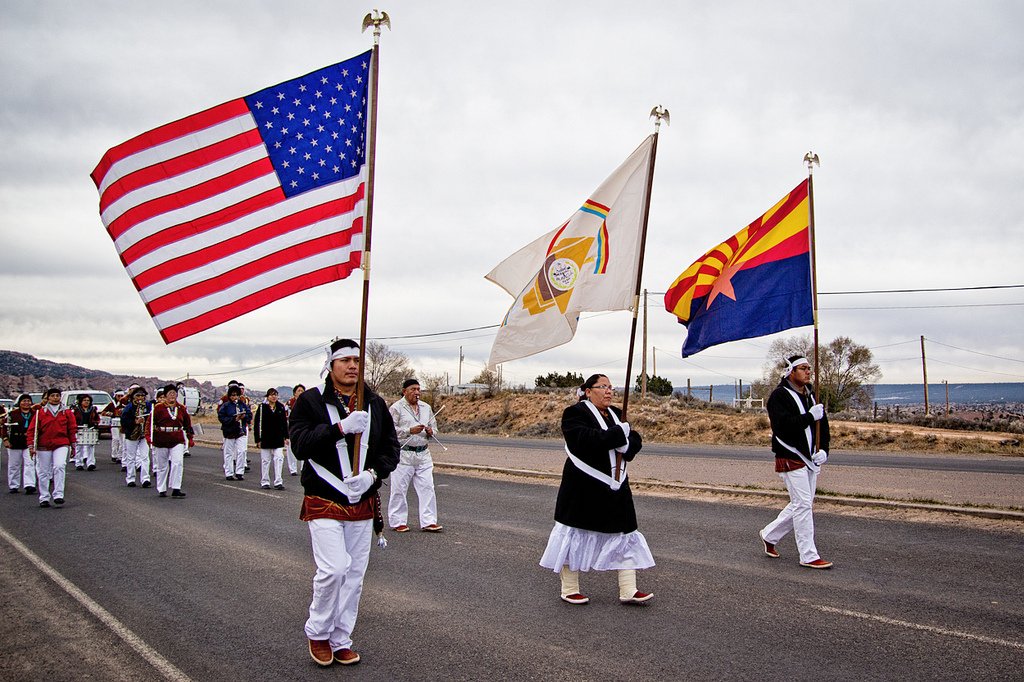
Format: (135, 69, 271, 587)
(664, 179, 813, 357)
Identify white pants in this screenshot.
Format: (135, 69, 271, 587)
(223, 436, 248, 476)
(6, 448, 35, 491)
(305, 518, 372, 651)
(74, 444, 96, 468)
(123, 439, 151, 484)
(285, 441, 298, 474)
(260, 448, 284, 487)
(35, 447, 68, 503)
(152, 444, 185, 493)
(110, 426, 122, 461)
(387, 449, 438, 527)
(761, 466, 820, 563)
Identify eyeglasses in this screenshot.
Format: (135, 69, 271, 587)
(590, 384, 613, 391)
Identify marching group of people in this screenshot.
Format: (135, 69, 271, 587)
(2, 341, 832, 669)
(1, 383, 196, 505)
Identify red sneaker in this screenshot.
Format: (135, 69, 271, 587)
(334, 648, 361, 665)
(308, 639, 333, 666)
(800, 559, 834, 569)
(620, 591, 654, 604)
(422, 524, 443, 532)
(560, 593, 590, 605)
(393, 525, 409, 532)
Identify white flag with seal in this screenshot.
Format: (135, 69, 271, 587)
(487, 136, 654, 367)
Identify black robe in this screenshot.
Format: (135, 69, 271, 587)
(554, 401, 643, 534)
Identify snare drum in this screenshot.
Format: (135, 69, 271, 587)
(78, 426, 99, 445)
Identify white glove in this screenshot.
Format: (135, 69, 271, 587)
(339, 410, 369, 435)
(809, 404, 825, 421)
(614, 422, 631, 453)
(342, 470, 375, 503)
(812, 450, 828, 466)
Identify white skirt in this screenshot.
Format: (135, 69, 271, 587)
(539, 522, 655, 573)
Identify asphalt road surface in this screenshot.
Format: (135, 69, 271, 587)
(1, 441, 1022, 681)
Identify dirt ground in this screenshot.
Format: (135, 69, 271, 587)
(431, 392, 1024, 456)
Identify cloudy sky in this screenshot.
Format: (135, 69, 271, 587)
(2, 0, 1022, 393)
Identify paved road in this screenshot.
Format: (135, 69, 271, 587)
(1, 441, 1022, 681)
(444, 435, 1024, 475)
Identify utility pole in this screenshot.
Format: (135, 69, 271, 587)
(458, 346, 463, 385)
(641, 288, 648, 403)
(943, 379, 949, 416)
(921, 335, 929, 415)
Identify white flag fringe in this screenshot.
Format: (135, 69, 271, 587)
(487, 136, 654, 367)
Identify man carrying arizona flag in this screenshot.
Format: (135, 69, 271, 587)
(759, 355, 832, 569)
(288, 338, 399, 667)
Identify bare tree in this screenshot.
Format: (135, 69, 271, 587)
(471, 368, 500, 397)
(418, 372, 448, 406)
(753, 334, 881, 411)
(363, 341, 414, 398)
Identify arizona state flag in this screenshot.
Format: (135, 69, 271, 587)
(664, 180, 813, 357)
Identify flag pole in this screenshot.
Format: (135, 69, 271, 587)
(617, 105, 668, 479)
(804, 151, 821, 443)
(353, 10, 390, 471)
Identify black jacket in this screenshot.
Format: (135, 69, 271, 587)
(3, 409, 34, 450)
(554, 401, 643, 534)
(253, 402, 288, 449)
(120, 401, 147, 441)
(73, 405, 99, 427)
(289, 379, 399, 507)
(767, 378, 831, 463)
(218, 399, 253, 439)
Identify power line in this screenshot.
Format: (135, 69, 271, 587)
(645, 284, 1024, 297)
(820, 284, 1024, 295)
(928, 358, 1024, 380)
(925, 339, 1024, 365)
(822, 302, 1024, 311)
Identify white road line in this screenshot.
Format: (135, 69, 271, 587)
(0, 523, 193, 682)
(212, 482, 280, 497)
(812, 604, 1024, 651)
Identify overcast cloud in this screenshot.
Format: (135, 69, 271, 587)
(1, 0, 1022, 392)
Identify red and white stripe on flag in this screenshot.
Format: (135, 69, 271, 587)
(92, 75, 366, 343)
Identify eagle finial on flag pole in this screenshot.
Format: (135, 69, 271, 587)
(362, 9, 391, 43)
(650, 106, 670, 132)
(804, 151, 820, 173)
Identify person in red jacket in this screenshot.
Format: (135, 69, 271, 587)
(28, 388, 77, 507)
(145, 384, 194, 498)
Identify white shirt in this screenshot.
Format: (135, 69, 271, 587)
(389, 397, 436, 448)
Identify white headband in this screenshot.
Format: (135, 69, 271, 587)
(786, 357, 810, 375)
(320, 346, 360, 378)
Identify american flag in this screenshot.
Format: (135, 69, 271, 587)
(91, 50, 372, 343)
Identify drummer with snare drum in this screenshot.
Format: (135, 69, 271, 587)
(72, 394, 101, 471)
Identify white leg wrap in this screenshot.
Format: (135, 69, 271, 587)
(618, 569, 638, 600)
(559, 566, 581, 598)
